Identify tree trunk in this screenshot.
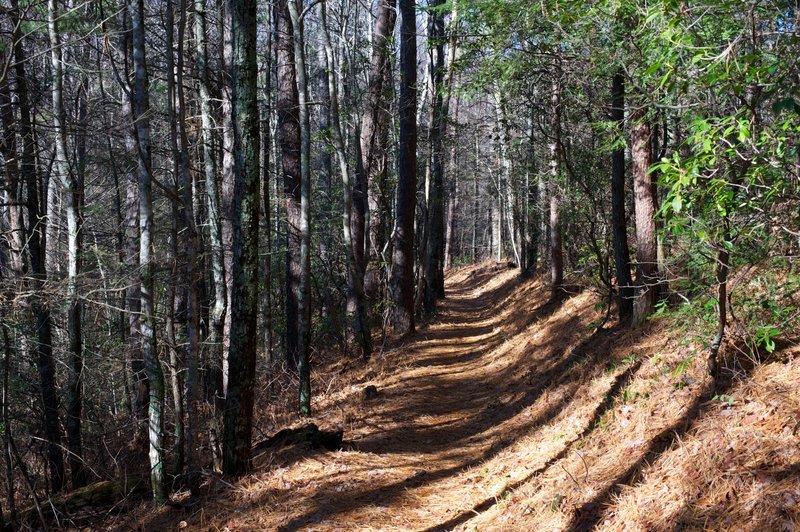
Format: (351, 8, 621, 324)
(549, 64, 564, 295)
(220, 0, 235, 392)
(129, 0, 167, 504)
(9, 13, 65, 493)
(117, 7, 149, 448)
(524, 107, 539, 275)
(194, 0, 226, 465)
(391, 0, 418, 335)
(287, 0, 312, 416)
(2, 323, 15, 522)
(611, 71, 634, 321)
(173, 0, 200, 490)
(362, 0, 397, 299)
(631, 108, 658, 327)
(424, 0, 446, 314)
(222, 0, 261, 475)
(276, 0, 302, 371)
(261, 13, 274, 368)
(48, 0, 85, 491)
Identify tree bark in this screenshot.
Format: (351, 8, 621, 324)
(391, 0, 418, 334)
(611, 71, 634, 321)
(129, 0, 167, 504)
(631, 108, 658, 327)
(222, 0, 261, 475)
(48, 0, 86, 490)
(424, 0, 446, 314)
(549, 64, 564, 295)
(287, 0, 312, 416)
(9, 8, 65, 493)
(194, 0, 226, 455)
(362, 0, 397, 299)
(275, 0, 302, 371)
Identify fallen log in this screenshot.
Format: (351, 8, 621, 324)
(253, 423, 343, 453)
(14, 475, 149, 529)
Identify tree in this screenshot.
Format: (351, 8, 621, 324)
(362, 0, 397, 299)
(630, 108, 658, 327)
(319, 0, 371, 360)
(423, 0, 446, 314)
(549, 61, 564, 296)
(287, 0, 313, 415)
(48, 0, 81, 492)
(391, 0, 418, 335)
(10, 1, 65, 493)
(129, 0, 167, 504)
(223, 0, 261, 475)
(276, 0, 303, 371)
(611, 71, 633, 321)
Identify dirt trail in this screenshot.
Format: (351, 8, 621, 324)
(262, 264, 595, 530)
(124, 263, 800, 531)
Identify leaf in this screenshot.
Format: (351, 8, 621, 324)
(671, 195, 682, 213)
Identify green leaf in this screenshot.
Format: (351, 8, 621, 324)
(671, 195, 682, 213)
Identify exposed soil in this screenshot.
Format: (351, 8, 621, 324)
(99, 263, 800, 531)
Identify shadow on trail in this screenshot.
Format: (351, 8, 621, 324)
(424, 341, 645, 532)
(277, 290, 647, 531)
(565, 363, 742, 531)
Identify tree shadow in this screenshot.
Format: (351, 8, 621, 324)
(275, 319, 642, 530)
(423, 352, 645, 531)
(565, 375, 719, 531)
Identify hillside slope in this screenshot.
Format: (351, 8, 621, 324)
(118, 264, 800, 531)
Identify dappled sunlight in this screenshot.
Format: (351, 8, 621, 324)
(118, 264, 800, 531)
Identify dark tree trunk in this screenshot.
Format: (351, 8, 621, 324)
(276, 0, 302, 370)
(611, 72, 634, 321)
(424, 0, 446, 314)
(12, 21, 65, 493)
(222, 0, 261, 475)
(362, 0, 397, 299)
(391, 0, 418, 335)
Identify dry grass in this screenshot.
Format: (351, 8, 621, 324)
(101, 262, 799, 531)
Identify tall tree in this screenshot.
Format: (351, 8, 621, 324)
(611, 71, 633, 321)
(549, 61, 564, 296)
(12, 1, 64, 493)
(362, 0, 397, 298)
(287, 0, 312, 416)
(391, 0, 418, 334)
(275, 0, 302, 371)
(222, 0, 261, 474)
(48, 0, 86, 490)
(194, 0, 227, 440)
(423, 0, 446, 314)
(129, 0, 167, 504)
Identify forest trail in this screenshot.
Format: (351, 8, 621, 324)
(127, 263, 800, 531)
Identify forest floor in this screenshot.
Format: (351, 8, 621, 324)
(108, 263, 799, 531)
